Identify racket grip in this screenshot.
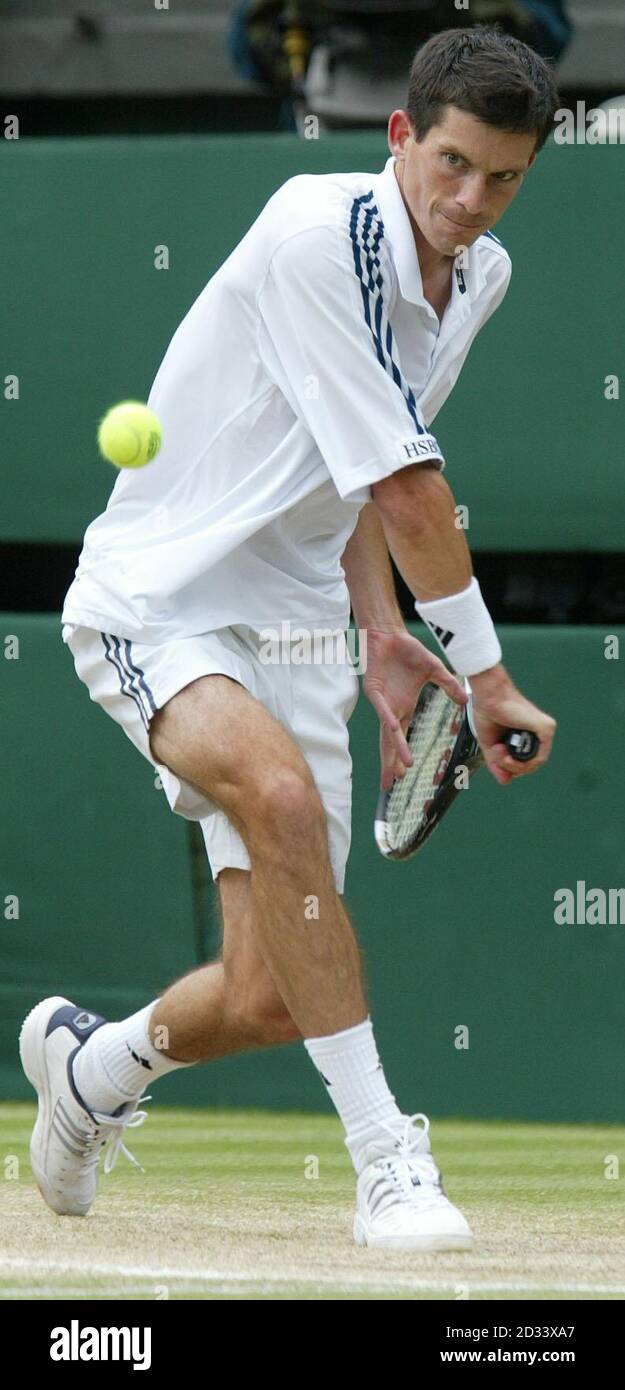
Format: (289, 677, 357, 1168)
(503, 729, 539, 761)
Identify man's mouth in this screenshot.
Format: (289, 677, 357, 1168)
(438, 209, 482, 231)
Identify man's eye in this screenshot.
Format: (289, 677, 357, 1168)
(445, 153, 462, 167)
(496, 171, 517, 182)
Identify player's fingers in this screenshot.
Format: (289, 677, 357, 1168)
(483, 748, 514, 785)
(392, 747, 410, 778)
(488, 741, 538, 781)
(491, 714, 557, 776)
(379, 751, 393, 792)
(383, 726, 412, 784)
(394, 715, 415, 774)
(372, 693, 413, 766)
(379, 719, 412, 790)
(394, 727, 413, 767)
(380, 746, 409, 790)
(522, 719, 557, 769)
(496, 722, 556, 776)
(424, 658, 467, 707)
(497, 751, 544, 776)
(369, 689, 400, 730)
(379, 722, 391, 791)
(379, 724, 399, 791)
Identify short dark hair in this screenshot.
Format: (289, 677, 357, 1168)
(406, 25, 560, 154)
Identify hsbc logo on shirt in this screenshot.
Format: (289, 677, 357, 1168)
(400, 435, 444, 465)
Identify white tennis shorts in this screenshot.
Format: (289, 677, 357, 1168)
(62, 622, 360, 894)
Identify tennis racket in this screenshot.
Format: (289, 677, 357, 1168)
(374, 679, 539, 860)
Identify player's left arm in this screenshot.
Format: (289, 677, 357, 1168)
(342, 498, 467, 789)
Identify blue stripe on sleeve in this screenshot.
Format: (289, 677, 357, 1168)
(349, 191, 425, 435)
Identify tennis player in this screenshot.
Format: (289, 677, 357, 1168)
(21, 26, 557, 1251)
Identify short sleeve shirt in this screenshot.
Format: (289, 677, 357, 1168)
(62, 156, 511, 640)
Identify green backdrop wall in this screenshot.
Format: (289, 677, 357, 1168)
(1, 135, 622, 1123)
(1, 135, 623, 549)
(2, 618, 623, 1123)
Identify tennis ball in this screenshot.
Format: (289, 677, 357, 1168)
(97, 401, 163, 469)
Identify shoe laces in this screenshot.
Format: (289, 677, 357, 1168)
(81, 1096, 151, 1176)
(366, 1112, 444, 1204)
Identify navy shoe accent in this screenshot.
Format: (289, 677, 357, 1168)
(66, 1044, 98, 1122)
(45, 1004, 107, 1043)
(66, 1045, 133, 1123)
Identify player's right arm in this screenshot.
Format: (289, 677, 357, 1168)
(371, 463, 557, 785)
(257, 210, 555, 783)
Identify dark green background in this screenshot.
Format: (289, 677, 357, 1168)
(1, 135, 622, 547)
(2, 618, 623, 1122)
(1, 136, 622, 1121)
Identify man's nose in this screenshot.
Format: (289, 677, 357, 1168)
(456, 172, 489, 216)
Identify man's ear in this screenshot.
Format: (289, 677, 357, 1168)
(388, 108, 414, 158)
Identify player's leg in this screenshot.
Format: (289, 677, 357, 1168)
(74, 671, 398, 1157)
(148, 654, 472, 1251)
(17, 861, 300, 1219)
(22, 635, 470, 1245)
(148, 672, 367, 1038)
(148, 857, 471, 1251)
(18, 670, 366, 1217)
(146, 867, 301, 1061)
(279, 636, 473, 1251)
(143, 868, 363, 1059)
(53, 785, 325, 1127)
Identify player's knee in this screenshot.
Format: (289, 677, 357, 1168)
(247, 767, 325, 850)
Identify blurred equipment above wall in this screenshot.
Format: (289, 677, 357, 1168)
(5, 1, 625, 105)
(302, 1, 572, 130)
(229, 1, 573, 130)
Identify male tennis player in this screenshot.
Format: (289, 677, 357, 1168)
(21, 26, 557, 1250)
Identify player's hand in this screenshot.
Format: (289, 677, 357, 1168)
(363, 625, 467, 791)
(469, 663, 557, 785)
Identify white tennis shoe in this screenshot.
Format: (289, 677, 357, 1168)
(19, 995, 149, 1217)
(353, 1112, 473, 1251)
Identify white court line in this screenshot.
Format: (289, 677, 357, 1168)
(1, 1285, 617, 1302)
(1, 1258, 625, 1296)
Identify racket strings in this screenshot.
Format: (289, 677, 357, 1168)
(386, 688, 461, 849)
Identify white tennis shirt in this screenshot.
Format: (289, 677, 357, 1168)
(62, 155, 511, 641)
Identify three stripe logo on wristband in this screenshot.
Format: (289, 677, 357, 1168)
(426, 621, 455, 650)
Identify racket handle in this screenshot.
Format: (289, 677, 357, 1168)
(503, 729, 539, 761)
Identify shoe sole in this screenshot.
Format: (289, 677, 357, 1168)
(19, 994, 90, 1217)
(353, 1212, 473, 1252)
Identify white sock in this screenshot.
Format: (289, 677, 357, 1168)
(71, 1001, 192, 1114)
(304, 1017, 406, 1173)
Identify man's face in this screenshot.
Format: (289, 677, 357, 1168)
(389, 105, 537, 256)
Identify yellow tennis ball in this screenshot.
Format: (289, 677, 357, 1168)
(97, 401, 163, 469)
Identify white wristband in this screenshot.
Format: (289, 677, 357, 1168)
(414, 577, 502, 676)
